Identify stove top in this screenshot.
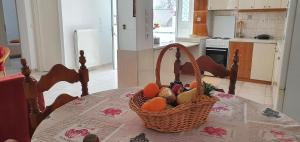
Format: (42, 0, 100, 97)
(206, 38, 230, 48)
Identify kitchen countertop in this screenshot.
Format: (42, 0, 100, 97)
(153, 41, 200, 50)
(230, 38, 279, 44)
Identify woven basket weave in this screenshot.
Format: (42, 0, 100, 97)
(129, 43, 219, 132)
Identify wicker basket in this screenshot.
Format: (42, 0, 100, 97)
(129, 43, 219, 132)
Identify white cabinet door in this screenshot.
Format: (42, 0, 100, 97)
(254, 0, 268, 9)
(208, 0, 238, 10)
(268, 0, 282, 8)
(281, 0, 289, 8)
(251, 43, 276, 81)
(239, 0, 255, 9)
(254, 0, 282, 9)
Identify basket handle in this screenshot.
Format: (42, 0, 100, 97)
(155, 43, 203, 103)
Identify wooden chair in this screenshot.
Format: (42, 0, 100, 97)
(174, 45, 239, 94)
(0, 46, 10, 76)
(21, 50, 89, 137)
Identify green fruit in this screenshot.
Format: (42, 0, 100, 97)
(158, 87, 177, 104)
(167, 105, 175, 109)
(177, 88, 198, 105)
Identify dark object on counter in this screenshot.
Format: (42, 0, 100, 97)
(254, 34, 272, 40)
(130, 133, 149, 142)
(263, 108, 281, 118)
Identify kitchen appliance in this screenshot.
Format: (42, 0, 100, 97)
(254, 34, 272, 40)
(236, 21, 245, 38)
(273, 0, 300, 122)
(205, 16, 236, 68)
(206, 39, 230, 67)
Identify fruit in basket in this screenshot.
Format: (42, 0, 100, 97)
(189, 80, 198, 89)
(141, 97, 167, 112)
(177, 88, 198, 104)
(158, 87, 176, 104)
(171, 84, 184, 95)
(143, 83, 160, 98)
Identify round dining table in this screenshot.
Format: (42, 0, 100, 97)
(32, 88, 300, 142)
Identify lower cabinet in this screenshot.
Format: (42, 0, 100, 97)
(229, 42, 276, 83)
(250, 43, 276, 82)
(228, 42, 253, 80)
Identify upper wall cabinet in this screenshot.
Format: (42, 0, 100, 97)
(281, 0, 289, 8)
(208, 0, 238, 10)
(238, 0, 255, 9)
(254, 0, 282, 9)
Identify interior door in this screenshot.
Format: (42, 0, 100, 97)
(32, 0, 63, 71)
(96, 0, 113, 66)
(117, 0, 136, 51)
(0, 1, 7, 44)
(283, 0, 300, 122)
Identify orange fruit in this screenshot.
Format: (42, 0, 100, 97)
(143, 83, 160, 98)
(141, 97, 167, 112)
(189, 80, 198, 89)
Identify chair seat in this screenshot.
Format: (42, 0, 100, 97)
(0, 74, 30, 142)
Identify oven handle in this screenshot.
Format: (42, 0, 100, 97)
(206, 48, 228, 52)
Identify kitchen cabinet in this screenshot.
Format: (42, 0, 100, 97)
(281, 0, 289, 8)
(238, 0, 255, 9)
(228, 42, 253, 80)
(250, 43, 276, 82)
(254, 0, 282, 9)
(208, 0, 238, 10)
(193, 0, 208, 36)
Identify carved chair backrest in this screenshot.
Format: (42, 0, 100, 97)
(21, 50, 89, 137)
(174, 47, 239, 94)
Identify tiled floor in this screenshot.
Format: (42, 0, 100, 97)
(4, 58, 273, 107)
(202, 76, 273, 106)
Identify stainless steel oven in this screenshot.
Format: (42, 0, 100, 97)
(206, 47, 228, 67)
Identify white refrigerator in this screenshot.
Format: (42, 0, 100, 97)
(274, 0, 300, 122)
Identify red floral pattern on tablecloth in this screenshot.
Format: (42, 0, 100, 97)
(202, 127, 227, 137)
(102, 108, 122, 117)
(65, 128, 90, 138)
(126, 93, 135, 98)
(211, 105, 230, 112)
(216, 93, 234, 99)
(270, 130, 296, 142)
(72, 98, 86, 105)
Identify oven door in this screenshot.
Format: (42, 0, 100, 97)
(205, 47, 228, 67)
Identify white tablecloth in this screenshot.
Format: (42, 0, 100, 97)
(32, 88, 300, 142)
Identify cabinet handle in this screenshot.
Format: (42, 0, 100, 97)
(277, 57, 281, 60)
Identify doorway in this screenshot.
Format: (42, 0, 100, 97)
(0, 0, 22, 76)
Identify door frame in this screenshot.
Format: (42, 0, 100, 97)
(0, 0, 7, 44)
(112, 0, 118, 70)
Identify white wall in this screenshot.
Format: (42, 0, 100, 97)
(2, 0, 19, 43)
(117, 0, 137, 51)
(60, 0, 113, 68)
